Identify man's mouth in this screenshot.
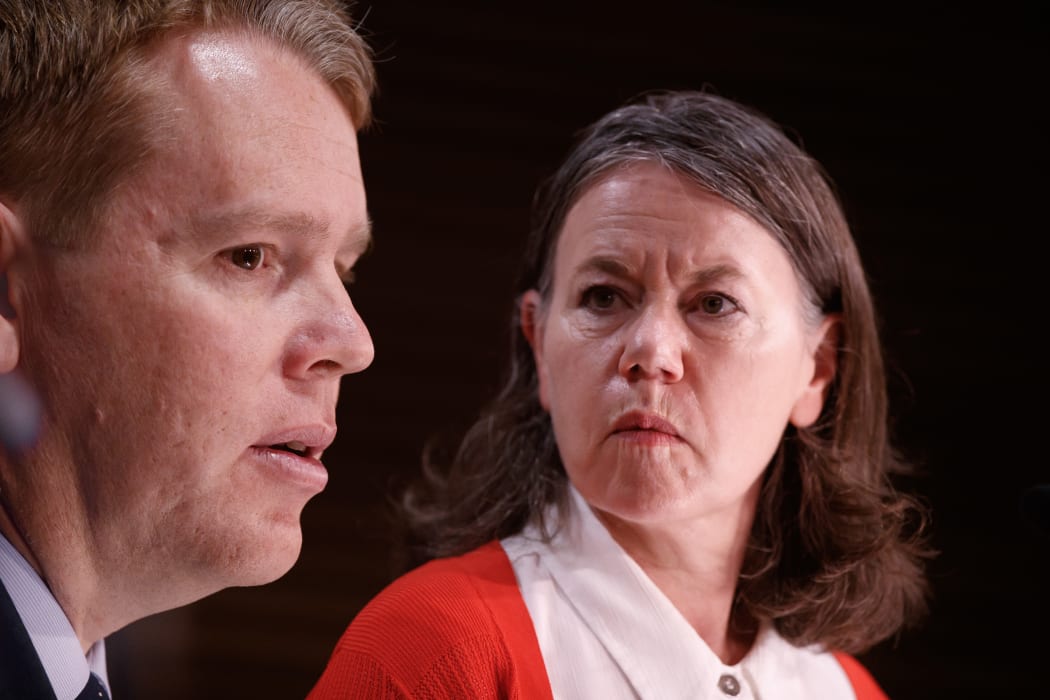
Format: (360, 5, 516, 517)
(250, 428, 334, 492)
(254, 425, 337, 462)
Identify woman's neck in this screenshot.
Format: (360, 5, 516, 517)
(592, 501, 758, 664)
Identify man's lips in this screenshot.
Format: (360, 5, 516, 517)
(610, 411, 681, 439)
(253, 424, 337, 461)
(249, 424, 336, 493)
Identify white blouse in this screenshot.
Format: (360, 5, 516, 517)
(501, 486, 856, 699)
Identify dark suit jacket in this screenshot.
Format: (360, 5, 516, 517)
(0, 575, 58, 700)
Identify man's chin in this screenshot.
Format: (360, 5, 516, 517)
(206, 522, 304, 589)
(248, 533, 303, 586)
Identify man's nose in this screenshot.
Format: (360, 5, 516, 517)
(282, 277, 375, 381)
(617, 302, 686, 383)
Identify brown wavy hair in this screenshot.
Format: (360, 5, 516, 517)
(0, 0, 375, 249)
(404, 89, 932, 654)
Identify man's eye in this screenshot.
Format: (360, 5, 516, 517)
(229, 246, 264, 270)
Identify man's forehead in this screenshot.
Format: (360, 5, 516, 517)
(146, 27, 338, 123)
(148, 27, 285, 78)
(124, 29, 368, 254)
(185, 30, 266, 84)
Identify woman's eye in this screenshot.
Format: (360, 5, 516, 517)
(699, 293, 736, 315)
(229, 246, 264, 271)
(582, 286, 619, 310)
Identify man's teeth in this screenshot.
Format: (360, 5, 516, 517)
(267, 441, 308, 456)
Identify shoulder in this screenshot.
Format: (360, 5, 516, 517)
(309, 541, 549, 699)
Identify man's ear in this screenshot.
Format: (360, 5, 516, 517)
(0, 200, 26, 373)
(519, 290, 550, 411)
(789, 314, 841, 429)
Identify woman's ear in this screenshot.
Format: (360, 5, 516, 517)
(0, 201, 25, 373)
(520, 290, 551, 410)
(789, 314, 841, 429)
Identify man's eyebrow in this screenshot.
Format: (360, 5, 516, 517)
(192, 209, 324, 238)
(189, 209, 373, 255)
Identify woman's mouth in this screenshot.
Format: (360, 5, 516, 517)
(610, 411, 683, 445)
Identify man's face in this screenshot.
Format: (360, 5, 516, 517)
(16, 30, 373, 599)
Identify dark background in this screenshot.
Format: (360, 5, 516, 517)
(108, 1, 1047, 697)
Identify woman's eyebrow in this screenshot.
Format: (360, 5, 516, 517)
(687, 263, 745, 286)
(572, 256, 632, 278)
(572, 257, 745, 285)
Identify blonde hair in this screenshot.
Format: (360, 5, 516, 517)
(0, 0, 375, 247)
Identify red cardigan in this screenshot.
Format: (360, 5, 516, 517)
(308, 541, 888, 699)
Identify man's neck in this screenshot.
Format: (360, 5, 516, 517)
(0, 496, 44, 580)
(0, 488, 104, 653)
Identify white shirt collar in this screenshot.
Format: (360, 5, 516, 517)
(0, 532, 111, 700)
(502, 485, 853, 699)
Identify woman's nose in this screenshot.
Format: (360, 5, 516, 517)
(617, 303, 686, 383)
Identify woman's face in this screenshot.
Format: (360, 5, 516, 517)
(522, 162, 838, 530)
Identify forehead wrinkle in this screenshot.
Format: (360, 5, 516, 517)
(571, 254, 745, 288)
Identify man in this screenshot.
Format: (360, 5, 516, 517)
(0, 2, 376, 697)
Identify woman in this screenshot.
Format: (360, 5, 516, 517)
(310, 90, 931, 699)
